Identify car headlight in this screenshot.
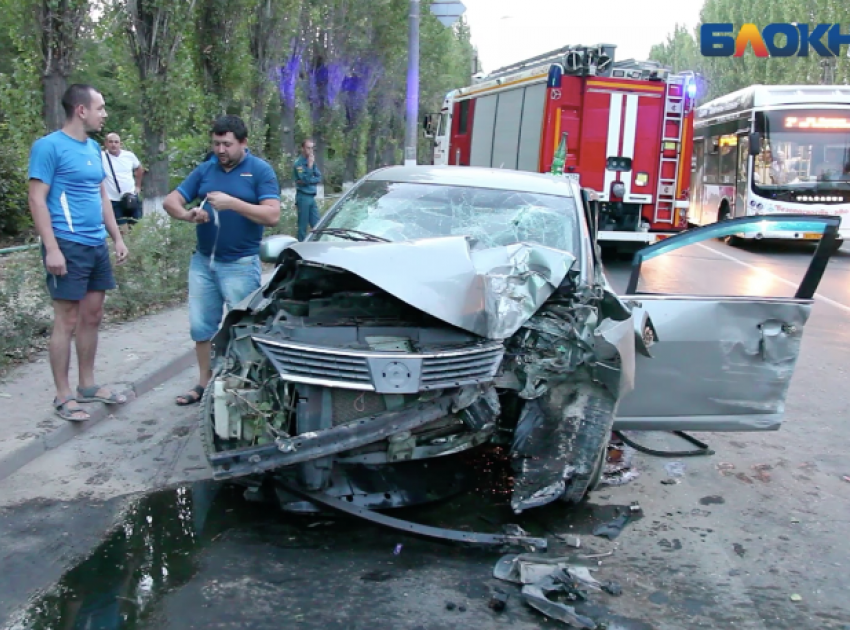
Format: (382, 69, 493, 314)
(611, 182, 626, 198)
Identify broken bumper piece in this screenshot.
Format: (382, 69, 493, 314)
(277, 478, 548, 550)
(209, 396, 455, 480)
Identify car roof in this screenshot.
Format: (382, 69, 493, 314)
(365, 165, 579, 197)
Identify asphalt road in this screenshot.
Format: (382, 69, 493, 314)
(3, 239, 850, 630)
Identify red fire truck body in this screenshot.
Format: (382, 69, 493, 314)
(429, 45, 698, 247)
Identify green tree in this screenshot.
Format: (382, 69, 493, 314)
(38, 0, 91, 130)
(118, 0, 198, 206)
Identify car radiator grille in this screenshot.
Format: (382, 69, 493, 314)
(253, 335, 503, 394)
(256, 342, 372, 386)
(419, 346, 505, 390)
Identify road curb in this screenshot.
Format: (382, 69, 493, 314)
(0, 348, 196, 483)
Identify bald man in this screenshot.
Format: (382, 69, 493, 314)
(101, 133, 144, 232)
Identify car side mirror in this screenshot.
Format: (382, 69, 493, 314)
(259, 235, 297, 264)
(749, 132, 761, 156)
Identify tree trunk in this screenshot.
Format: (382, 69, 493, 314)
(279, 101, 296, 181)
(314, 132, 327, 196)
(382, 139, 398, 168)
(142, 120, 169, 216)
(42, 72, 67, 132)
(366, 125, 379, 173)
(343, 140, 358, 184)
(250, 82, 267, 158)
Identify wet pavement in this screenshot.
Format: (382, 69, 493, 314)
(8, 451, 652, 630)
(3, 239, 850, 629)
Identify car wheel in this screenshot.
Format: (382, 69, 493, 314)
(560, 381, 617, 505)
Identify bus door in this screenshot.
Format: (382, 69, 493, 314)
(690, 137, 705, 224)
(735, 133, 750, 217)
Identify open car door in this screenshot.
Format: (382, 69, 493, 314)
(614, 214, 840, 432)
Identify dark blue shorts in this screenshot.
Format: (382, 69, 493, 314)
(42, 238, 116, 302)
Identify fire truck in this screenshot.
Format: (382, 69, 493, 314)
(426, 44, 699, 252)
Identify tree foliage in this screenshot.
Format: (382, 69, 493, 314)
(0, 0, 474, 235)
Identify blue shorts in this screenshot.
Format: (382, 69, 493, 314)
(188, 252, 261, 342)
(41, 238, 116, 302)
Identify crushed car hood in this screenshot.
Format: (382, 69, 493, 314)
(278, 237, 576, 340)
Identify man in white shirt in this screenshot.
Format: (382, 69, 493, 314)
(101, 133, 144, 233)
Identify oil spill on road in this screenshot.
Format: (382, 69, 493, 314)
(10, 449, 651, 630)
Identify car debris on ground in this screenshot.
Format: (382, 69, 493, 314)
(598, 439, 641, 487)
(493, 552, 623, 627)
(592, 514, 632, 541)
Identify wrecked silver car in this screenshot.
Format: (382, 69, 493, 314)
(201, 165, 839, 520)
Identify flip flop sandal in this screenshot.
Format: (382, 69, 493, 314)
(176, 384, 205, 406)
(54, 395, 91, 422)
(76, 385, 128, 405)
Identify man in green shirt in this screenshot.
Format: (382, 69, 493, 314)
(293, 138, 322, 241)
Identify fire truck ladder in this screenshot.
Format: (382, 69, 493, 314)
(654, 77, 686, 225)
(484, 45, 579, 79)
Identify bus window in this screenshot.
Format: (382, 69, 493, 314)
(691, 139, 705, 222)
(737, 134, 749, 180)
(753, 109, 850, 194)
(704, 137, 720, 182)
(815, 146, 850, 181)
(719, 134, 738, 184)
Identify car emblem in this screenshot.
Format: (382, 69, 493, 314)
(382, 362, 412, 388)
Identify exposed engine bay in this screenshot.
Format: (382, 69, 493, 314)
(203, 236, 642, 519)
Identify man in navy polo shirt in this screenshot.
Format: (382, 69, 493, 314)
(163, 115, 281, 406)
(28, 83, 130, 422)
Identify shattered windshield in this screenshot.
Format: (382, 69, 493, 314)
(312, 180, 581, 254)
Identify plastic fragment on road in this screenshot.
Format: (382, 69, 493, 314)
(664, 461, 687, 477)
(493, 554, 623, 628)
(599, 443, 640, 487)
(560, 534, 581, 548)
(593, 514, 632, 540)
(522, 575, 597, 629)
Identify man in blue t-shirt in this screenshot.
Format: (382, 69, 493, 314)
(163, 115, 281, 406)
(28, 83, 130, 422)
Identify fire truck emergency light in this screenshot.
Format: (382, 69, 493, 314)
(611, 182, 626, 198)
(687, 83, 697, 98)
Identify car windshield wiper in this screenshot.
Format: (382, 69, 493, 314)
(311, 227, 390, 243)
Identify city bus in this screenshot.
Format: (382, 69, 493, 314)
(688, 84, 850, 249)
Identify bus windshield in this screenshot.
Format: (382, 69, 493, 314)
(754, 110, 850, 192)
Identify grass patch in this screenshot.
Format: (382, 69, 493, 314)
(105, 214, 196, 321)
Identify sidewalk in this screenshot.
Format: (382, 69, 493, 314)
(0, 305, 196, 481)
